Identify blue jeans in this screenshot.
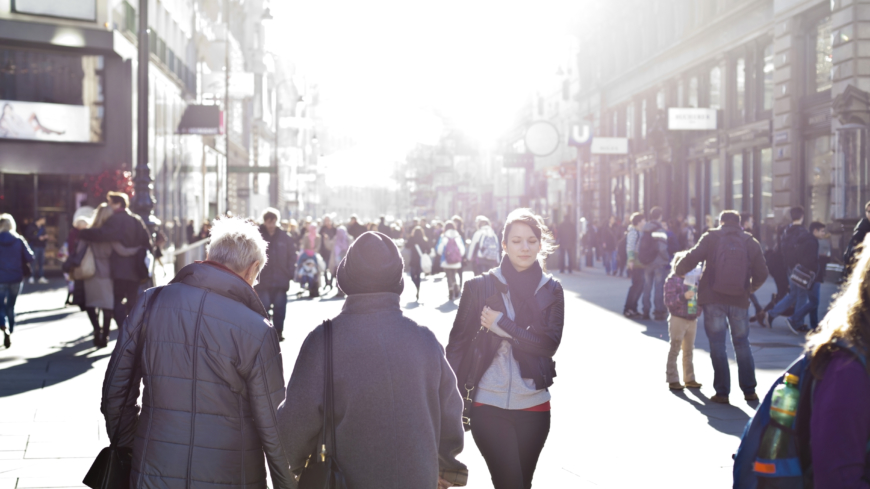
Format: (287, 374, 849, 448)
(603, 250, 617, 274)
(642, 264, 668, 316)
(257, 287, 287, 335)
(703, 304, 757, 397)
(0, 281, 23, 332)
(769, 279, 808, 323)
(790, 282, 821, 330)
(32, 247, 45, 279)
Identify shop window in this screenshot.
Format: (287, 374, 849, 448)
(689, 76, 699, 108)
(735, 58, 746, 121)
(732, 154, 743, 212)
(837, 127, 869, 220)
(806, 134, 834, 223)
(763, 44, 774, 111)
(710, 157, 722, 220)
(641, 99, 648, 139)
(811, 16, 833, 93)
(709, 66, 721, 110)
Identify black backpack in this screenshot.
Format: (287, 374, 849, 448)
(638, 226, 659, 265)
(711, 231, 751, 296)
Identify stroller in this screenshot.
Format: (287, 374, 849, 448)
(295, 251, 323, 298)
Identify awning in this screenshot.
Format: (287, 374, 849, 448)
(177, 105, 222, 135)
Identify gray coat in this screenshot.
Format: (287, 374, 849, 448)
(101, 262, 293, 489)
(83, 241, 114, 309)
(277, 292, 468, 488)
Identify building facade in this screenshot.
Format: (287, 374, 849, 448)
(573, 0, 868, 258)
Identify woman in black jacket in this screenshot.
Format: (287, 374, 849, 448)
(446, 208, 564, 489)
(406, 226, 430, 302)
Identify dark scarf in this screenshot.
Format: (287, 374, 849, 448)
(500, 256, 543, 329)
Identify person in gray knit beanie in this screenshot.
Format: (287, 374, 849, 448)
(277, 230, 469, 488)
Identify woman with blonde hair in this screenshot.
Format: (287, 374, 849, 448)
(802, 235, 870, 486)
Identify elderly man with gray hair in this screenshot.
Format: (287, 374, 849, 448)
(100, 217, 293, 489)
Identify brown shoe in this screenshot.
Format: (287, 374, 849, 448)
(744, 392, 759, 401)
(668, 382, 684, 390)
(685, 380, 702, 389)
(711, 395, 730, 404)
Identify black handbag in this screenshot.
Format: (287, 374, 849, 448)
(83, 287, 163, 489)
(789, 264, 816, 290)
(456, 276, 500, 432)
(298, 320, 348, 489)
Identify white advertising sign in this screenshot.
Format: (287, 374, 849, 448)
(668, 108, 717, 130)
(591, 137, 628, 155)
(0, 100, 92, 142)
(202, 73, 256, 98)
(12, 0, 96, 21)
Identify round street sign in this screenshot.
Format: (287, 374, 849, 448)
(524, 121, 560, 157)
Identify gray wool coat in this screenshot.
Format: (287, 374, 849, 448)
(277, 292, 468, 488)
(101, 261, 293, 489)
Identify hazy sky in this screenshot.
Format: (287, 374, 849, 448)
(266, 0, 584, 185)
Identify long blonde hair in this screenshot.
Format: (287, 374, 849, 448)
(90, 204, 114, 229)
(807, 234, 870, 378)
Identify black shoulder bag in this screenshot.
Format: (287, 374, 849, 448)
(298, 320, 347, 489)
(83, 287, 164, 489)
(457, 275, 499, 432)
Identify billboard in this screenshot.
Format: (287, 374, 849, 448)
(12, 0, 96, 21)
(0, 100, 93, 142)
(668, 108, 717, 130)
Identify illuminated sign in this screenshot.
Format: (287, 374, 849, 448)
(668, 108, 717, 130)
(0, 100, 93, 142)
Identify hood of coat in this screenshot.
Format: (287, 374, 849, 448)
(442, 229, 460, 239)
(171, 261, 268, 319)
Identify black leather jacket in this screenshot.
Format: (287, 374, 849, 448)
(446, 271, 565, 392)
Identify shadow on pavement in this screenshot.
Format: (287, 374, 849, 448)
(0, 331, 113, 398)
(16, 310, 82, 326)
(670, 388, 752, 436)
(437, 301, 458, 313)
(404, 301, 421, 309)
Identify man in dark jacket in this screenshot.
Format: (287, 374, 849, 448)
(641, 207, 671, 321)
(101, 217, 292, 489)
(78, 192, 152, 330)
(255, 208, 296, 342)
(277, 231, 468, 488)
(346, 214, 367, 240)
(675, 210, 769, 404)
(557, 216, 577, 273)
(786, 222, 827, 332)
(599, 216, 618, 275)
(843, 200, 870, 278)
(766, 206, 816, 335)
(24, 216, 48, 284)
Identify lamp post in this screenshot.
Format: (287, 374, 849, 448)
(131, 0, 158, 230)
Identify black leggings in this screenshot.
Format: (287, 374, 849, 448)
(471, 404, 551, 489)
(86, 307, 113, 340)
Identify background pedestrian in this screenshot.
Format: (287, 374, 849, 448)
(623, 212, 646, 318)
(24, 216, 48, 284)
(255, 207, 296, 341)
(406, 226, 430, 302)
(436, 222, 466, 301)
(0, 213, 33, 349)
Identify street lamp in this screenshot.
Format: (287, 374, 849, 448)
(131, 0, 158, 230)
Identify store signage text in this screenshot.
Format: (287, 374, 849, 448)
(591, 137, 628, 155)
(668, 108, 717, 130)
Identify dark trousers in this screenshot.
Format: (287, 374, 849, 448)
(471, 404, 551, 489)
(112, 279, 141, 331)
(559, 245, 576, 272)
(257, 287, 288, 335)
(86, 307, 113, 340)
(624, 266, 644, 312)
(32, 247, 45, 279)
(409, 265, 422, 292)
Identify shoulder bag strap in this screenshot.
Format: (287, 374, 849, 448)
(109, 286, 164, 446)
(326, 319, 337, 461)
(318, 320, 333, 463)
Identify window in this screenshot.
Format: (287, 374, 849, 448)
(732, 154, 743, 211)
(812, 16, 833, 93)
(689, 76, 699, 108)
(656, 90, 666, 110)
(763, 43, 774, 111)
(678, 79, 685, 106)
(709, 66, 721, 110)
(806, 135, 834, 223)
(641, 99, 648, 138)
(710, 157, 722, 219)
(626, 103, 635, 139)
(736, 57, 746, 120)
(613, 111, 619, 137)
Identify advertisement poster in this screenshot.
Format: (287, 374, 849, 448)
(0, 100, 92, 142)
(12, 0, 96, 21)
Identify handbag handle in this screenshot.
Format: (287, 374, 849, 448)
(109, 286, 164, 447)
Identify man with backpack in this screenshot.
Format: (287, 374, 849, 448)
(675, 210, 769, 404)
(467, 216, 501, 276)
(639, 207, 671, 321)
(623, 212, 646, 318)
(765, 207, 816, 335)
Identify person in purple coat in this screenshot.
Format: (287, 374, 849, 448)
(805, 234, 870, 488)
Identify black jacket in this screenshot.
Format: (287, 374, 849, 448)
(446, 272, 564, 393)
(79, 209, 152, 282)
(781, 224, 819, 273)
(405, 234, 431, 271)
(844, 218, 870, 271)
(674, 223, 769, 309)
(256, 225, 297, 290)
(346, 221, 367, 240)
(101, 262, 292, 488)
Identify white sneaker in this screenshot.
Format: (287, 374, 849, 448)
(38, 277, 48, 284)
(28, 277, 35, 284)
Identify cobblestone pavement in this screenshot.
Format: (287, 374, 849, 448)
(0, 265, 830, 488)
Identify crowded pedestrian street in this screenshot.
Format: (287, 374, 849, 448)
(0, 263, 825, 489)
